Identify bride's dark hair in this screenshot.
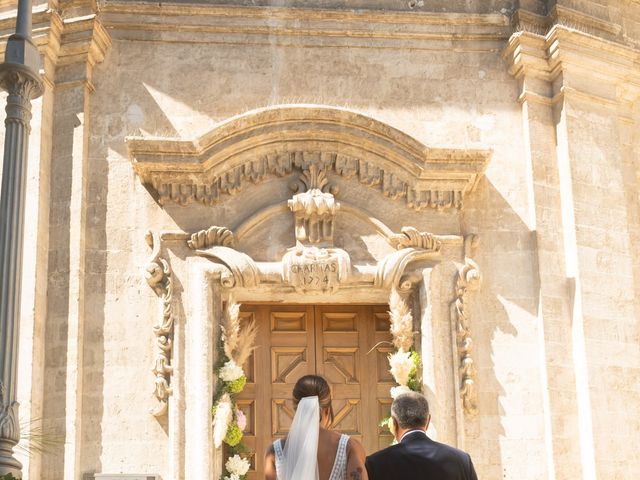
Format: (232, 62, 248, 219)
(293, 374, 334, 426)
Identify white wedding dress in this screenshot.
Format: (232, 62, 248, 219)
(272, 396, 350, 480)
(273, 433, 350, 480)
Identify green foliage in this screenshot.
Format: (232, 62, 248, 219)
(407, 350, 422, 392)
(379, 349, 423, 440)
(378, 415, 391, 432)
(213, 319, 253, 479)
(224, 422, 243, 447)
(0, 474, 19, 480)
(226, 375, 247, 394)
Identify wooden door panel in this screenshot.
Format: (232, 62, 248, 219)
(235, 308, 260, 477)
(370, 306, 395, 449)
(235, 304, 392, 479)
(315, 305, 367, 455)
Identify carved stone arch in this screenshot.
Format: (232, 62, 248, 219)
(127, 104, 490, 210)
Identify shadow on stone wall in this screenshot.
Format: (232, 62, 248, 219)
(461, 175, 541, 478)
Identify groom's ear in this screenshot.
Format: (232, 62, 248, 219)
(391, 417, 399, 437)
(425, 414, 431, 430)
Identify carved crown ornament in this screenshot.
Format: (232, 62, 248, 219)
(127, 105, 490, 210)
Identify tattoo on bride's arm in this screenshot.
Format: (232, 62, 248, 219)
(349, 467, 363, 479)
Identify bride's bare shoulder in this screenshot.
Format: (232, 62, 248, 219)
(345, 437, 368, 479)
(346, 436, 366, 456)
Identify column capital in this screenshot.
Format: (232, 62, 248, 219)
(0, 63, 44, 100)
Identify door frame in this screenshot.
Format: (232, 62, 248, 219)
(180, 260, 451, 480)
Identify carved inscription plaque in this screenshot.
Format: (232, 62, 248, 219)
(282, 246, 349, 294)
(290, 259, 339, 290)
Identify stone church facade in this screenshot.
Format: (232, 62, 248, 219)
(1, 0, 639, 478)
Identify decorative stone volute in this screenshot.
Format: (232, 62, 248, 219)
(288, 165, 339, 246)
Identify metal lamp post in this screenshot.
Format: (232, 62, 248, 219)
(0, 0, 43, 475)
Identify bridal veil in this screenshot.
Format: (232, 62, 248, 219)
(281, 395, 320, 480)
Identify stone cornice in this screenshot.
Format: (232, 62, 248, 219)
(512, 5, 632, 47)
(0, 5, 56, 53)
(0, 6, 111, 88)
(58, 14, 111, 67)
(127, 105, 491, 210)
(504, 25, 640, 107)
(99, 2, 510, 47)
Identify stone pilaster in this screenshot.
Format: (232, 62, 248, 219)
(505, 11, 640, 478)
(42, 9, 110, 479)
(504, 27, 585, 480)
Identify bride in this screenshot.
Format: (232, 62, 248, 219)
(265, 375, 369, 480)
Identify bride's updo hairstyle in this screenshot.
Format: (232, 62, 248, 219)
(292, 375, 334, 426)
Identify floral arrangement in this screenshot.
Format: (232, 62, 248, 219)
(380, 289, 423, 436)
(223, 454, 251, 480)
(212, 299, 257, 480)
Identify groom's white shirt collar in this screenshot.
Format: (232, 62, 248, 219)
(400, 429, 428, 443)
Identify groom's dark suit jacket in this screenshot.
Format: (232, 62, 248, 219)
(365, 431, 478, 480)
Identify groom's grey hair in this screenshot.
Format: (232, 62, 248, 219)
(391, 392, 430, 429)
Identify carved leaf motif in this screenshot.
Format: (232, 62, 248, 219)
(0, 69, 43, 101)
(187, 226, 235, 250)
(452, 235, 481, 416)
(0, 382, 20, 444)
(300, 164, 329, 191)
(144, 234, 175, 417)
(147, 151, 468, 211)
(389, 227, 441, 252)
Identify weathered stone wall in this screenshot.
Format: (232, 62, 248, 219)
(0, 0, 638, 479)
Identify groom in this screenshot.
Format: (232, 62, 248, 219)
(365, 392, 478, 480)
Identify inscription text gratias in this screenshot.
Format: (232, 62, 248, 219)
(282, 246, 349, 294)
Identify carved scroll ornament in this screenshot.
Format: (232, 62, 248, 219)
(187, 226, 235, 250)
(452, 235, 481, 415)
(145, 231, 175, 417)
(375, 227, 442, 292)
(389, 227, 442, 251)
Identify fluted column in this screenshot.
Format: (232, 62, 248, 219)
(0, 11, 44, 476)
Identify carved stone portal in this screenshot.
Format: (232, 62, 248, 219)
(136, 106, 487, 420)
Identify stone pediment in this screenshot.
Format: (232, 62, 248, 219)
(127, 105, 490, 210)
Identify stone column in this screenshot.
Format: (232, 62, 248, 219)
(0, 4, 44, 475)
(184, 260, 218, 480)
(417, 269, 444, 439)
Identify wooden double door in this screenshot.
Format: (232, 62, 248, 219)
(235, 304, 394, 478)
